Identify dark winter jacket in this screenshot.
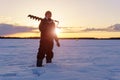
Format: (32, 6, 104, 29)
(39, 18, 58, 48)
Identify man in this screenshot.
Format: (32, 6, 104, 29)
(37, 11, 60, 67)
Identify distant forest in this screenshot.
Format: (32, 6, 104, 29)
(0, 36, 120, 40)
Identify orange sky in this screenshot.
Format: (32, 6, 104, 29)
(5, 30, 120, 38)
(0, 0, 120, 38)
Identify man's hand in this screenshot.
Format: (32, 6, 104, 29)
(56, 41, 60, 47)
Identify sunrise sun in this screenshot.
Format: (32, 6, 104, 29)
(55, 28, 61, 35)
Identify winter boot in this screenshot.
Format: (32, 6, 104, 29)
(36, 60, 43, 67)
(46, 59, 52, 63)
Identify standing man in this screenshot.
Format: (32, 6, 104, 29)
(37, 11, 60, 67)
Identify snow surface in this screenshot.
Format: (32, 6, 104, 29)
(0, 39, 120, 80)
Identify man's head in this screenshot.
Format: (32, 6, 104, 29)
(45, 11, 52, 19)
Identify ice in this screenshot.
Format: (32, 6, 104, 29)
(0, 39, 120, 80)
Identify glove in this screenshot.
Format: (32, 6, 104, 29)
(56, 41, 60, 47)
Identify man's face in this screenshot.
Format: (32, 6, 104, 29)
(46, 13, 52, 18)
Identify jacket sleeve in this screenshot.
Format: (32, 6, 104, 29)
(54, 33, 59, 42)
(53, 23, 59, 42)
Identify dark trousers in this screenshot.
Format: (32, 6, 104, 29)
(37, 40, 54, 62)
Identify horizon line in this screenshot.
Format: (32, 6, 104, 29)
(1, 36, 120, 40)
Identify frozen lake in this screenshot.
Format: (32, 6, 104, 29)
(0, 39, 120, 80)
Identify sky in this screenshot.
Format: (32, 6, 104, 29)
(0, 0, 120, 38)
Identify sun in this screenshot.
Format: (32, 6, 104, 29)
(55, 28, 61, 35)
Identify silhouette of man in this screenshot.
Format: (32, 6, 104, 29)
(36, 11, 60, 67)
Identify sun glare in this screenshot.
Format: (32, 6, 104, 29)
(55, 28, 61, 35)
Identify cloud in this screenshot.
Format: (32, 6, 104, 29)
(0, 23, 37, 36)
(108, 24, 120, 31)
(82, 24, 120, 32)
(1, 23, 120, 36)
(58, 24, 120, 33)
(58, 27, 84, 33)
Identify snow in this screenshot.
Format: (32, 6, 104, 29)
(0, 39, 120, 80)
